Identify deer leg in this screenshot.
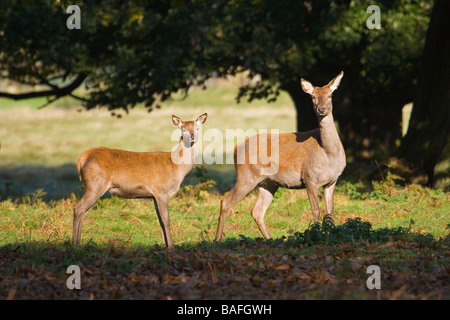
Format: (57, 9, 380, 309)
(251, 185, 278, 239)
(215, 200, 229, 242)
(153, 196, 174, 248)
(73, 187, 106, 246)
(215, 179, 258, 241)
(323, 180, 337, 219)
(305, 183, 320, 222)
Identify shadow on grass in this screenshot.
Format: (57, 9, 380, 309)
(0, 163, 81, 201)
(0, 158, 382, 203)
(1, 218, 447, 299)
(0, 163, 236, 202)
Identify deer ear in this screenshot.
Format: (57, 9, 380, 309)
(328, 71, 344, 92)
(196, 113, 207, 125)
(300, 78, 314, 95)
(172, 115, 182, 127)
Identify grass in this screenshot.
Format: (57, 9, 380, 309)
(1, 177, 448, 247)
(0, 83, 295, 198)
(0, 83, 295, 167)
(0, 81, 449, 299)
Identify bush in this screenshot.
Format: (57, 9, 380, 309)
(291, 215, 435, 246)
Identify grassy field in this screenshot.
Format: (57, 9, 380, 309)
(0, 83, 295, 199)
(0, 83, 449, 300)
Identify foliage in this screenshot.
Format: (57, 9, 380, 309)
(0, 0, 432, 104)
(0, 1, 432, 150)
(0, 228, 448, 299)
(292, 215, 435, 246)
(395, 0, 450, 189)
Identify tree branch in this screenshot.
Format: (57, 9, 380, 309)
(0, 73, 87, 101)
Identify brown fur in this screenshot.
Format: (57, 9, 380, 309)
(215, 72, 346, 241)
(72, 113, 207, 247)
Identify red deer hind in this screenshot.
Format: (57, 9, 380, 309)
(73, 113, 208, 248)
(215, 72, 346, 241)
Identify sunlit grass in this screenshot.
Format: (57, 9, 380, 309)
(0, 84, 296, 167)
(0, 179, 448, 250)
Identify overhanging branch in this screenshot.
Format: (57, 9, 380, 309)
(0, 73, 87, 101)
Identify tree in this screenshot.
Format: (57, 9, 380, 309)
(202, 0, 431, 162)
(0, 0, 432, 165)
(395, 0, 450, 189)
(0, 0, 207, 111)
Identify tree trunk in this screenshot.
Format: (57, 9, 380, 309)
(396, 0, 450, 189)
(283, 81, 317, 132)
(283, 77, 404, 165)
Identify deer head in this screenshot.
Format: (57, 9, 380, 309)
(300, 71, 344, 117)
(172, 113, 208, 148)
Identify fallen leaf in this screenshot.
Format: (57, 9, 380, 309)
(275, 264, 291, 271)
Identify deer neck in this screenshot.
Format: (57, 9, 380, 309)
(318, 113, 343, 158)
(172, 137, 196, 175)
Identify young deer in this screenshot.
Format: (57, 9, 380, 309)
(215, 72, 346, 241)
(73, 113, 208, 247)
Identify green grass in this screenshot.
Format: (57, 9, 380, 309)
(1, 177, 448, 247)
(0, 83, 295, 167)
(0, 82, 295, 198)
